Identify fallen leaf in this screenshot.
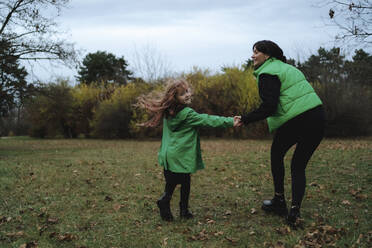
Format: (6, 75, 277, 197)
(207, 219, 215, 224)
(309, 182, 318, 187)
(104, 196, 113, 201)
(350, 189, 360, 196)
(355, 194, 368, 200)
(225, 236, 239, 243)
(47, 218, 58, 224)
(356, 234, 363, 244)
(275, 226, 291, 235)
(0, 216, 9, 223)
(162, 237, 168, 246)
(37, 225, 48, 235)
(274, 241, 285, 248)
(6, 231, 24, 237)
(113, 204, 125, 211)
(18, 241, 37, 248)
(57, 233, 76, 241)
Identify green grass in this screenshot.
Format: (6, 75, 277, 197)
(0, 137, 371, 247)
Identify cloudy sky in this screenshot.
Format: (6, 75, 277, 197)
(33, 0, 344, 82)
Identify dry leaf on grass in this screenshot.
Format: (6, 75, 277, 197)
(18, 241, 38, 248)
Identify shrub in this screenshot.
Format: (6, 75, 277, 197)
(314, 82, 372, 137)
(71, 83, 116, 137)
(27, 80, 76, 138)
(91, 82, 152, 138)
(184, 66, 268, 138)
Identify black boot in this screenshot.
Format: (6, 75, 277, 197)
(157, 192, 174, 222)
(287, 205, 301, 227)
(179, 202, 193, 219)
(261, 194, 288, 216)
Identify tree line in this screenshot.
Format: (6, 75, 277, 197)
(1, 46, 372, 138)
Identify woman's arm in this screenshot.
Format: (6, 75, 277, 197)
(241, 74, 281, 125)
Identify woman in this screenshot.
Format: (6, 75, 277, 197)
(240, 40, 325, 226)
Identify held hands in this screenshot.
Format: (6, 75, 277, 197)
(233, 116, 242, 127)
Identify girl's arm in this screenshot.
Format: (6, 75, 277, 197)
(184, 108, 234, 128)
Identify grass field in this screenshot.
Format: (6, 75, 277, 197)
(0, 137, 371, 248)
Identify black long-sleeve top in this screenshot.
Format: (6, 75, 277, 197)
(241, 74, 281, 125)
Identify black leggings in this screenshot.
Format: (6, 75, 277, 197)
(271, 106, 325, 207)
(163, 170, 191, 205)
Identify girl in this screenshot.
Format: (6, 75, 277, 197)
(136, 78, 241, 221)
(240, 40, 325, 227)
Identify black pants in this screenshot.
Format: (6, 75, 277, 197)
(163, 169, 191, 208)
(271, 106, 325, 207)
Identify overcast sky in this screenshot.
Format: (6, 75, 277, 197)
(31, 0, 346, 83)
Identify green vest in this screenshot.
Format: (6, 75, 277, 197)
(254, 58, 322, 132)
(158, 107, 234, 173)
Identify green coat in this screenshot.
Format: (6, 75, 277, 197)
(254, 58, 322, 132)
(158, 107, 234, 173)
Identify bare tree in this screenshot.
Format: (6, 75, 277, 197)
(130, 43, 174, 83)
(0, 0, 78, 65)
(325, 0, 372, 45)
(0, 0, 78, 119)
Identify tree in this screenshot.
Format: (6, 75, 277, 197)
(0, 39, 29, 116)
(0, 0, 77, 64)
(1, 0, 78, 119)
(77, 51, 133, 85)
(242, 59, 253, 70)
(298, 47, 346, 84)
(326, 0, 372, 45)
(131, 44, 174, 83)
(345, 49, 372, 85)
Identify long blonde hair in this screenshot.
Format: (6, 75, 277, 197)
(135, 78, 192, 127)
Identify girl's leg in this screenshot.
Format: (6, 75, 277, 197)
(157, 170, 177, 221)
(180, 173, 193, 218)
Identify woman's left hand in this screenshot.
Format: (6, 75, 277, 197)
(233, 116, 242, 127)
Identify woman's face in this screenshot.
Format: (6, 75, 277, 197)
(251, 46, 269, 67)
(176, 87, 192, 105)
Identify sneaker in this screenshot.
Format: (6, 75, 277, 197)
(261, 196, 288, 216)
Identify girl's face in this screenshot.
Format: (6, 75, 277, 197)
(176, 86, 192, 105)
(251, 46, 269, 67)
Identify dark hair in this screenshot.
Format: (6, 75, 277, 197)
(253, 40, 287, 63)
